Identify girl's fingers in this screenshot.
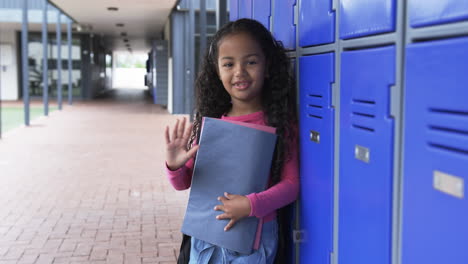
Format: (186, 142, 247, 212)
(186, 145, 199, 158)
(216, 213, 229, 220)
(178, 117, 186, 138)
(214, 204, 225, 211)
(183, 123, 193, 141)
(172, 119, 179, 141)
(165, 126, 171, 144)
(218, 196, 229, 203)
(224, 219, 236, 231)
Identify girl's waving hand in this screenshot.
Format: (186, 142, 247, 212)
(165, 117, 199, 171)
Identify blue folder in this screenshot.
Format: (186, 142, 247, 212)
(181, 117, 277, 254)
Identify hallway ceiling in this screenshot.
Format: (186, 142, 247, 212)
(49, 0, 178, 52)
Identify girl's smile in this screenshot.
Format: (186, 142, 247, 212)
(232, 80, 252, 90)
(217, 32, 267, 115)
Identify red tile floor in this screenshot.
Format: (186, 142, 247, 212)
(0, 89, 188, 263)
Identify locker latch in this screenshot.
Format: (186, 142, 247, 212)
(355, 145, 370, 163)
(293, 229, 306, 243)
(310, 130, 320, 143)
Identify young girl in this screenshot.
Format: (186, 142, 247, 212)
(164, 18, 299, 264)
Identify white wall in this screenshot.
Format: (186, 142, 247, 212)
(0, 28, 19, 100)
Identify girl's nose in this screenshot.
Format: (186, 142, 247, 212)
(234, 64, 245, 77)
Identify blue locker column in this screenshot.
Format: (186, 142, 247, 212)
(409, 0, 468, 27)
(299, 0, 335, 46)
(299, 53, 335, 264)
(339, 46, 395, 264)
(229, 0, 238, 21)
(238, 0, 252, 19)
(253, 0, 271, 30)
(272, 0, 296, 50)
(339, 0, 396, 39)
(402, 37, 468, 264)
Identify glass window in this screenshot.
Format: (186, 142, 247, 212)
(27, 32, 82, 99)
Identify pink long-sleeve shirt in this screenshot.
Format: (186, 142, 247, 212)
(166, 111, 299, 249)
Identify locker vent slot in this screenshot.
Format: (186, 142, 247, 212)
(308, 94, 323, 98)
(352, 124, 375, 132)
(429, 108, 468, 116)
(352, 99, 376, 105)
(428, 142, 468, 156)
(308, 114, 323, 119)
(429, 125, 468, 136)
(351, 98, 376, 132)
(308, 104, 323, 109)
(353, 112, 375, 118)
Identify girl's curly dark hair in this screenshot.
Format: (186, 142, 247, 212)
(190, 18, 297, 186)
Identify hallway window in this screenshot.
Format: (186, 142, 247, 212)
(26, 32, 82, 99)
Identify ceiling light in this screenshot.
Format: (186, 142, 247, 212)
(107, 7, 118, 11)
(116, 23, 124, 27)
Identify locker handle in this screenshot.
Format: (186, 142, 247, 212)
(355, 145, 370, 163)
(310, 130, 320, 143)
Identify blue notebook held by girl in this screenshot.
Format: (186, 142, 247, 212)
(181, 117, 277, 254)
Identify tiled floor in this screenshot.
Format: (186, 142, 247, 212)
(0, 89, 189, 264)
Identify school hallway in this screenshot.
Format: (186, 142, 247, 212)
(0, 89, 188, 264)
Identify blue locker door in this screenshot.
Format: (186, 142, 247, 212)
(253, 0, 271, 30)
(229, 0, 238, 21)
(272, 0, 296, 50)
(340, 0, 396, 39)
(239, 0, 252, 19)
(409, 0, 468, 27)
(299, 53, 335, 264)
(339, 46, 395, 264)
(402, 37, 468, 264)
(299, 0, 335, 46)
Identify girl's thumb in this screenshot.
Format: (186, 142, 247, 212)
(187, 145, 199, 158)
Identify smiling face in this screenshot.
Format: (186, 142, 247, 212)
(217, 32, 267, 114)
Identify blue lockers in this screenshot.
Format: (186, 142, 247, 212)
(339, 46, 395, 264)
(299, 53, 335, 264)
(299, 0, 335, 46)
(402, 37, 468, 264)
(272, 0, 296, 50)
(229, 0, 271, 30)
(253, 0, 271, 30)
(229, 0, 239, 21)
(228, 1, 467, 264)
(340, 0, 396, 39)
(238, 0, 253, 19)
(409, 0, 468, 27)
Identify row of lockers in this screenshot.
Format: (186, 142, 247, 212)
(230, 0, 468, 49)
(229, 0, 468, 264)
(298, 36, 468, 264)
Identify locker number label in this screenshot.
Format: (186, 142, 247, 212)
(433, 170, 464, 199)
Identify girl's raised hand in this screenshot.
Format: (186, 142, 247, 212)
(165, 117, 199, 171)
(214, 192, 252, 231)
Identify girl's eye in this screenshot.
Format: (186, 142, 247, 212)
(247, 61, 257, 65)
(223, 63, 233, 68)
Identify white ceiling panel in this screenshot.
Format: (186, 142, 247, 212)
(50, 0, 177, 52)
